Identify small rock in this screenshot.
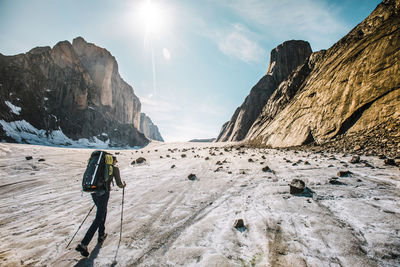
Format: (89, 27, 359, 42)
(216, 161, 223, 165)
(354, 145, 362, 151)
(115, 152, 120, 155)
(378, 154, 386, 159)
(188, 174, 197, 181)
(228, 171, 232, 174)
(171, 165, 176, 169)
(289, 179, 305, 194)
(248, 158, 254, 162)
(262, 166, 272, 172)
(234, 219, 247, 232)
(349, 155, 360, 164)
(261, 155, 266, 159)
(337, 170, 352, 177)
(304, 161, 311, 165)
(384, 158, 396, 166)
(205, 157, 210, 160)
(131, 161, 136, 165)
(25, 156, 33, 160)
(181, 154, 187, 158)
(38, 158, 45, 162)
(166, 155, 170, 158)
(136, 157, 146, 164)
(214, 167, 223, 172)
(160, 156, 163, 158)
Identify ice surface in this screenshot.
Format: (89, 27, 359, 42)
(0, 142, 399, 266)
(5, 100, 22, 115)
(0, 120, 112, 149)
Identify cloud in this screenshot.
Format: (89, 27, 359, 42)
(218, 0, 350, 50)
(216, 24, 265, 64)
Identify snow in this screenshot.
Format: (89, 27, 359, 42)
(0, 120, 112, 149)
(5, 100, 22, 115)
(0, 142, 399, 266)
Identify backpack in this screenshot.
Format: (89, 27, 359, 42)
(82, 150, 114, 192)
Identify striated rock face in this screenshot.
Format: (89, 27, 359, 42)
(216, 40, 312, 142)
(246, 0, 400, 149)
(139, 113, 164, 142)
(0, 37, 150, 147)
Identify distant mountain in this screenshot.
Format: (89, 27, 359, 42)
(216, 40, 312, 142)
(218, 0, 400, 155)
(189, 138, 216, 143)
(139, 113, 164, 142)
(0, 37, 162, 148)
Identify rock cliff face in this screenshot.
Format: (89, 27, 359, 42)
(0, 37, 151, 147)
(246, 0, 400, 149)
(216, 40, 312, 142)
(139, 113, 164, 142)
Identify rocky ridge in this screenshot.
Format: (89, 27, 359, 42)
(139, 113, 164, 142)
(247, 0, 400, 152)
(218, 0, 399, 157)
(0, 37, 162, 147)
(216, 40, 312, 142)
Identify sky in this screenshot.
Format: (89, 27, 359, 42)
(0, 0, 381, 142)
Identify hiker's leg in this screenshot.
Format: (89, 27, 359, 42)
(81, 193, 107, 246)
(98, 192, 109, 237)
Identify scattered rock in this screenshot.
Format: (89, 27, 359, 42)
(248, 158, 254, 162)
(205, 157, 210, 160)
(228, 171, 232, 174)
(38, 158, 45, 162)
(171, 165, 176, 169)
(304, 161, 311, 165)
(262, 166, 272, 172)
(289, 179, 305, 194)
(181, 154, 187, 158)
(160, 156, 163, 158)
(354, 145, 362, 151)
(166, 155, 170, 158)
(136, 157, 146, 164)
(384, 158, 396, 166)
(25, 156, 33, 160)
(350, 155, 360, 164)
(378, 154, 387, 159)
(337, 170, 352, 177)
(216, 161, 223, 165)
(214, 167, 223, 172)
(261, 155, 266, 159)
(188, 174, 197, 181)
(234, 219, 247, 232)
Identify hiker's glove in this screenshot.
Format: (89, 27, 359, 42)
(122, 181, 126, 188)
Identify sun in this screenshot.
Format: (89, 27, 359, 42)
(139, 0, 164, 35)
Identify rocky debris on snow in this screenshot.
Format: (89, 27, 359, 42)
(261, 155, 266, 159)
(115, 152, 120, 155)
(188, 174, 197, 181)
(205, 157, 210, 160)
(338, 170, 352, 177)
(329, 177, 346, 185)
(248, 158, 254, 162)
(350, 155, 361, 164)
(262, 166, 273, 172)
(181, 154, 187, 158)
(384, 158, 396, 166)
(289, 179, 305, 194)
(38, 158, 45, 162)
(304, 161, 311, 165)
(25, 156, 33, 160)
(216, 161, 223, 165)
(214, 167, 223, 172)
(233, 219, 247, 232)
(171, 165, 176, 169)
(378, 154, 387, 159)
(135, 157, 146, 164)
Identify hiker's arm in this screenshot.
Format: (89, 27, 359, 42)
(113, 167, 126, 188)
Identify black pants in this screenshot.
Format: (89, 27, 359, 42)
(81, 191, 109, 246)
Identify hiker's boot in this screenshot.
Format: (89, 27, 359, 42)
(98, 233, 107, 243)
(75, 243, 89, 257)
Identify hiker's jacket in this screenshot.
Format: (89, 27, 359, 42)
(105, 166, 124, 192)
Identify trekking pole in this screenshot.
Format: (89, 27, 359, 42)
(66, 204, 95, 248)
(113, 187, 125, 263)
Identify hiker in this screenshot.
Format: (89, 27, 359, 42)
(76, 156, 126, 257)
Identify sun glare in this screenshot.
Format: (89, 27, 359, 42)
(139, 0, 164, 35)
